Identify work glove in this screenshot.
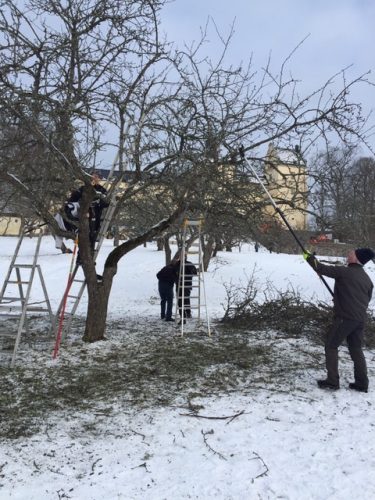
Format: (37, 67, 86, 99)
(303, 250, 318, 270)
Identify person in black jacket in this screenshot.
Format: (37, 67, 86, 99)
(176, 257, 197, 322)
(89, 174, 109, 238)
(78, 173, 109, 251)
(156, 262, 178, 322)
(70, 174, 109, 269)
(305, 247, 374, 392)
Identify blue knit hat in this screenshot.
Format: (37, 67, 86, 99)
(355, 248, 375, 265)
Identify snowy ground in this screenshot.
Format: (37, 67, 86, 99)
(1, 236, 375, 499)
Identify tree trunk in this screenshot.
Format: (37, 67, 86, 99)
(163, 236, 171, 264)
(202, 234, 215, 271)
(156, 237, 164, 251)
(212, 238, 222, 258)
(113, 225, 120, 247)
(83, 279, 113, 342)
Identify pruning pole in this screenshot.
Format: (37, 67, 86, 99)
(52, 237, 79, 359)
(239, 146, 333, 297)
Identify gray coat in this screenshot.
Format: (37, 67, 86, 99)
(311, 260, 373, 322)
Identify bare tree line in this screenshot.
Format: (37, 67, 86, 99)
(309, 146, 375, 245)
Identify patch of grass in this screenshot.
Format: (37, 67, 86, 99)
(0, 312, 332, 441)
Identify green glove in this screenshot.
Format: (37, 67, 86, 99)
(303, 251, 311, 260)
(304, 251, 318, 270)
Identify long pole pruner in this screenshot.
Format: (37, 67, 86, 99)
(238, 146, 334, 297)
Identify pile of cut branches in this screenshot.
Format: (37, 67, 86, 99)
(221, 275, 375, 347)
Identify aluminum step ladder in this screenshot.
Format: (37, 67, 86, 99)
(53, 177, 121, 342)
(0, 229, 53, 367)
(175, 218, 211, 337)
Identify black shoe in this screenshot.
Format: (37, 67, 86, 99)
(165, 318, 174, 322)
(161, 316, 165, 320)
(317, 379, 339, 390)
(178, 319, 186, 325)
(348, 383, 368, 393)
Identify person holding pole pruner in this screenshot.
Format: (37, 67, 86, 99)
(239, 145, 374, 393)
(304, 248, 374, 393)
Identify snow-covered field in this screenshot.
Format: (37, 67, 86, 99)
(1, 236, 375, 500)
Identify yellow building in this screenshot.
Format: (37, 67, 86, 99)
(0, 213, 23, 236)
(264, 143, 308, 230)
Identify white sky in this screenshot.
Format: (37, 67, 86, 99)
(162, 0, 375, 152)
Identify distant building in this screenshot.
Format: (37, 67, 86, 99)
(264, 143, 308, 230)
(0, 212, 23, 236)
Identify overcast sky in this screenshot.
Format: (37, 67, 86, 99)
(162, 0, 375, 153)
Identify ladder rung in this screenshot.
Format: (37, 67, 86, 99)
(185, 220, 202, 226)
(8, 280, 30, 284)
(67, 294, 80, 299)
(27, 307, 50, 312)
(12, 264, 35, 268)
(0, 305, 49, 312)
(0, 298, 25, 303)
(0, 331, 18, 337)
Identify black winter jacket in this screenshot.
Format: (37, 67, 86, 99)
(311, 260, 373, 322)
(177, 260, 197, 289)
(157, 264, 178, 285)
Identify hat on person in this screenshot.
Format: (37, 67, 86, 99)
(355, 248, 375, 265)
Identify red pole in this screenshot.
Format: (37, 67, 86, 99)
(52, 238, 79, 359)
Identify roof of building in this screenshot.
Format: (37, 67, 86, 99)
(267, 143, 306, 166)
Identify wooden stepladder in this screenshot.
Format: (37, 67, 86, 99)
(0, 229, 53, 367)
(176, 218, 211, 337)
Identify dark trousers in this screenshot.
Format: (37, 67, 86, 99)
(178, 288, 192, 318)
(158, 281, 174, 320)
(325, 316, 368, 389)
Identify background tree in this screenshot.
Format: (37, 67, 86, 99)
(309, 146, 375, 245)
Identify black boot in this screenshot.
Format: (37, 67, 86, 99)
(348, 383, 368, 393)
(317, 379, 339, 390)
